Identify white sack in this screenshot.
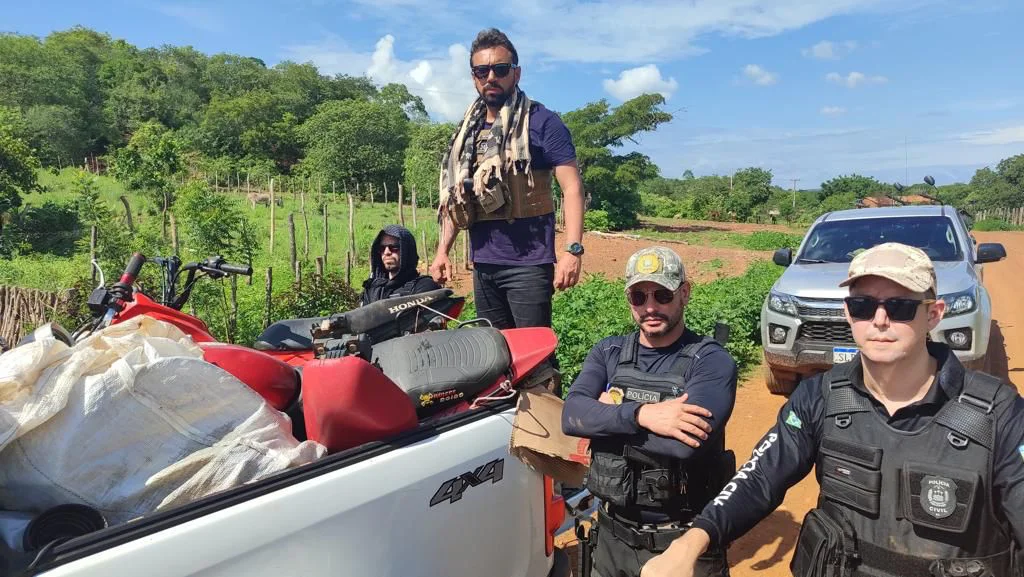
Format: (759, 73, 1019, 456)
(0, 316, 326, 525)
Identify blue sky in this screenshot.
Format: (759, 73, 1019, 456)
(5, 0, 1024, 188)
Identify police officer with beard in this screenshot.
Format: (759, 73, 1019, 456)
(642, 242, 1024, 577)
(562, 246, 738, 577)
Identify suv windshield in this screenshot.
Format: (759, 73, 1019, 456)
(798, 215, 962, 263)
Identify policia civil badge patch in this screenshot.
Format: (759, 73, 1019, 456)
(920, 475, 958, 520)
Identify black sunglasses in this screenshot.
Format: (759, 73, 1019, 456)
(471, 63, 517, 80)
(380, 243, 400, 253)
(627, 288, 675, 307)
(844, 296, 935, 322)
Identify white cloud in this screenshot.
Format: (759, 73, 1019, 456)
(742, 64, 778, 86)
(283, 35, 477, 121)
(346, 0, 934, 64)
(154, 3, 222, 32)
(960, 125, 1024, 146)
(820, 106, 847, 115)
(826, 71, 888, 88)
(802, 40, 858, 59)
(602, 65, 679, 101)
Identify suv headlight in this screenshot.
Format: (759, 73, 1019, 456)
(768, 290, 798, 316)
(939, 287, 977, 316)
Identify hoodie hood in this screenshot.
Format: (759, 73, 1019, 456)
(369, 224, 420, 288)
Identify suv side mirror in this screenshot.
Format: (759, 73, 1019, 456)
(976, 243, 1006, 264)
(773, 248, 793, 267)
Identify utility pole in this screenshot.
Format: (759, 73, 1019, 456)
(790, 178, 800, 209)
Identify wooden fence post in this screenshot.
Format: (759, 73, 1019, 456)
(169, 213, 179, 256)
(269, 178, 276, 256)
(347, 191, 356, 266)
(383, 181, 389, 205)
(323, 203, 329, 266)
(345, 252, 351, 287)
(300, 190, 310, 258)
(288, 213, 297, 273)
(295, 260, 302, 292)
(412, 185, 418, 229)
(264, 267, 273, 329)
(398, 183, 405, 226)
(315, 256, 324, 278)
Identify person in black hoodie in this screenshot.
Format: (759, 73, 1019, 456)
(360, 224, 441, 306)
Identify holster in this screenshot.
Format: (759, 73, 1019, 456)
(577, 522, 598, 577)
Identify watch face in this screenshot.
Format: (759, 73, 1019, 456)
(568, 243, 583, 255)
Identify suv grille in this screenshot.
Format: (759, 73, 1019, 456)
(798, 322, 853, 343)
(796, 305, 845, 318)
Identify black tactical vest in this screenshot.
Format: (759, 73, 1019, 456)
(585, 332, 729, 517)
(793, 361, 1021, 577)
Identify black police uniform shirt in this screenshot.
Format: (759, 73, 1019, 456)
(690, 342, 1024, 549)
(562, 328, 739, 476)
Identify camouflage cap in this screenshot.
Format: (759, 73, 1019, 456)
(625, 246, 686, 291)
(838, 242, 936, 293)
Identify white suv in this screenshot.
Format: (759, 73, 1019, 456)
(760, 204, 1007, 395)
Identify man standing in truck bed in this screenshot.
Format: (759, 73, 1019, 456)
(430, 28, 585, 334)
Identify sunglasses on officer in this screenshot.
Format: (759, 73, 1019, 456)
(379, 242, 400, 254)
(627, 287, 676, 307)
(471, 63, 518, 80)
(844, 296, 935, 322)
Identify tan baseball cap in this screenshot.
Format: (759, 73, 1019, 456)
(838, 242, 936, 293)
(625, 246, 686, 291)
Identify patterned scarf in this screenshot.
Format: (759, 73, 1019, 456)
(438, 86, 533, 229)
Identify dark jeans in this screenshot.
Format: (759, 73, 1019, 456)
(591, 523, 729, 577)
(471, 263, 554, 330)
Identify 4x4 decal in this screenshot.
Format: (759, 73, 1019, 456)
(430, 458, 505, 506)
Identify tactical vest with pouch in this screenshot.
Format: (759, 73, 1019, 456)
(585, 332, 735, 518)
(791, 362, 1023, 577)
(466, 114, 554, 225)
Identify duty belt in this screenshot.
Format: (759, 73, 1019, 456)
(597, 508, 686, 553)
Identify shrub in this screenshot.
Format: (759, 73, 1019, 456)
(973, 218, 1023, 232)
(551, 260, 783, 390)
(584, 209, 612, 232)
(740, 231, 804, 251)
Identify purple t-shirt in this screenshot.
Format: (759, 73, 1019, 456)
(469, 103, 577, 266)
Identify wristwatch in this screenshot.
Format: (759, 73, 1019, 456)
(566, 242, 585, 256)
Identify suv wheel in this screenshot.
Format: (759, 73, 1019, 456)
(765, 364, 797, 396)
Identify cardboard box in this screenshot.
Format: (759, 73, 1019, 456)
(509, 386, 591, 487)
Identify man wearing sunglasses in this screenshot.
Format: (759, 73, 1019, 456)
(432, 28, 585, 335)
(641, 242, 1024, 577)
(360, 224, 440, 306)
(563, 247, 739, 577)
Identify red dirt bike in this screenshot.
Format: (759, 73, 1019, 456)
(35, 252, 557, 454)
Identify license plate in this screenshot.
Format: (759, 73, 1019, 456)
(833, 347, 858, 363)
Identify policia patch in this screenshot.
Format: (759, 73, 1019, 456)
(920, 475, 958, 520)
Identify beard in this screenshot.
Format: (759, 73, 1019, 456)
(637, 309, 684, 338)
(480, 83, 509, 107)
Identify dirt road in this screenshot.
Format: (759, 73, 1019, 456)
(557, 231, 1024, 576)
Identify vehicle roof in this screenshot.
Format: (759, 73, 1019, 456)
(818, 204, 954, 223)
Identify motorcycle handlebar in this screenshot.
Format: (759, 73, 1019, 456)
(119, 253, 147, 285)
(219, 262, 252, 276)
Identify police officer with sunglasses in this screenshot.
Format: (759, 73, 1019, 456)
(641, 242, 1024, 577)
(563, 246, 739, 577)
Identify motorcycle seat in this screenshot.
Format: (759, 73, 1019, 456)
(253, 316, 328, 351)
(369, 327, 511, 415)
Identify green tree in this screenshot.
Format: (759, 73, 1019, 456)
(298, 99, 410, 189)
(404, 121, 455, 207)
(0, 123, 40, 238)
(377, 83, 428, 122)
(818, 174, 887, 201)
(110, 120, 181, 210)
(561, 93, 672, 229)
